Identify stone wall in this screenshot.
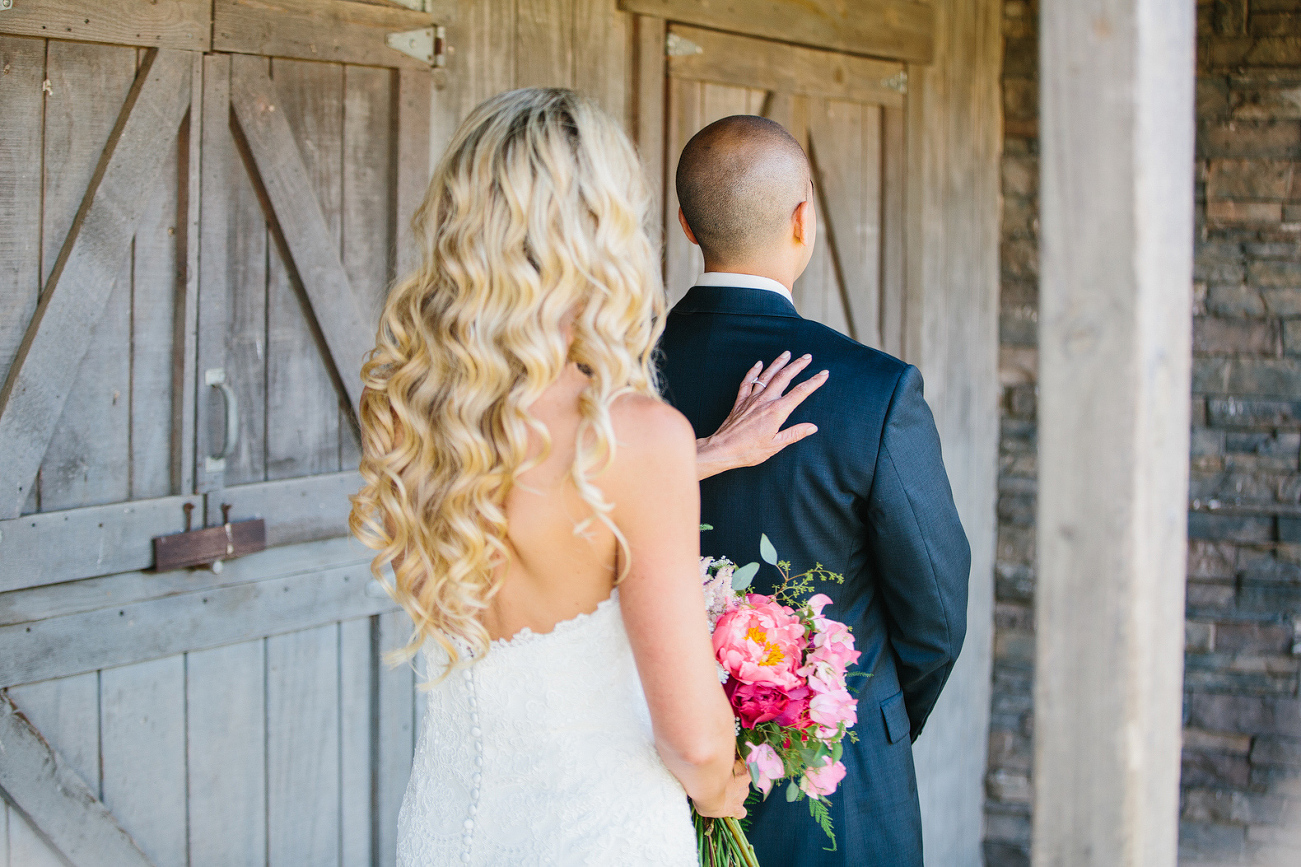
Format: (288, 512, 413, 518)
(983, 1, 1301, 864)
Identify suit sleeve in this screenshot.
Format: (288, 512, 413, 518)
(862, 365, 970, 741)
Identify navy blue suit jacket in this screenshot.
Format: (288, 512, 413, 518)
(657, 285, 970, 866)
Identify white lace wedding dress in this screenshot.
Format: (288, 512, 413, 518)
(396, 590, 700, 865)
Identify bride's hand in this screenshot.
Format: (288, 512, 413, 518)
(693, 760, 752, 819)
(695, 352, 829, 481)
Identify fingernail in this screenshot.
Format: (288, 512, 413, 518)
(801, 354, 812, 360)
(819, 370, 829, 376)
(780, 351, 791, 358)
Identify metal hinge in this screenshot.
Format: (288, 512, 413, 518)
(881, 71, 908, 94)
(666, 32, 702, 57)
(387, 24, 447, 67)
(0, 1, 12, 11)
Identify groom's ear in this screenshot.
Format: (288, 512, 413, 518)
(792, 197, 815, 248)
(678, 207, 701, 247)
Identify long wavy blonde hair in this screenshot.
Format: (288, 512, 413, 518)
(349, 88, 665, 673)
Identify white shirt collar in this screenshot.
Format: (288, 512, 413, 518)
(693, 271, 793, 304)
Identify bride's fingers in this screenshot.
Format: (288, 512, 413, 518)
(772, 422, 819, 448)
(772, 369, 829, 419)
(764, 353, 814, 397)
(755, 351, 793, 390)
(732, 361, 763, 407)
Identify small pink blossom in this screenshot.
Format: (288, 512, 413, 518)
(744, 742, 785, 796)
(799, 756, 847, 799)
(712, 595, 807, 690)
(807, 619, 860, 674)
(808, 688, 857, 738)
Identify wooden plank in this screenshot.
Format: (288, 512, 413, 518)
(664, 77, 701, 301)
(459, 0, 515, 111)
(0, 0, 209, 52)
(517, 0, 574, 88)
(0, 471, 359, 594)
(35, 42, 139, 514)
(1033, 0, 1193, 864)
(214, 0, 433, 69)
(7, 674, 101, 796)
(0, 536, 366, 627)
(174, 54, 203, 495)
(196, 53, 268, 491)
(880, 104, 905, 358)
(99, 656, 187, 866)
(230, 55, 372, 412)
(0, 49, 192, 520)
(266, 624, 340, 866)
(339, 618, 373, 866)
(186, 640, 267, 867)
(667, 24, 906, 110)
(7, 808, 67, 867)
(632, 16, 667, 239)
(575, 0, 632, 128)
(621, 0, 933, 63)
(0, 559, 393, 689)
(264, 58, 344, 482)
(0, 492, 202, 593)
(130, 91, 183, 500)
(0, 36, 45, 391)
(0, 692, 153, 867)
(375, 610, 415, 867)
(395, 68, 432, 284)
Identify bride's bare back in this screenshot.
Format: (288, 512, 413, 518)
(484, 363, 620, 642)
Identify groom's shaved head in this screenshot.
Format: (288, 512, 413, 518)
(676, 115, 811, 264)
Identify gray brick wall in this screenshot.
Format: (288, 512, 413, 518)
(983, 1, 1301, 864)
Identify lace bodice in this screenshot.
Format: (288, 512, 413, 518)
(396, 591, 698, 866)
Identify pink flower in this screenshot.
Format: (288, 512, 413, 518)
(807, 618, 860, 674)
(726, 680, 811, 729)
(744, 742, 785, 796)
(799, 757, 847, 799)
(808, 688, 857, 738)
(807, 593, 834, 616)
(712, 595, 807, 690)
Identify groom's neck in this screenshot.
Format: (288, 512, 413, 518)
(701, 259, 800, 293)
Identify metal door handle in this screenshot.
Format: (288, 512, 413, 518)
(205, 368, 239, 474)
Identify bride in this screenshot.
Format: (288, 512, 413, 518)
(351, 88, 821, 865)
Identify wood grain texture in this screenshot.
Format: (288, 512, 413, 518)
(517, 0, 573, 88)
(219, 469, 361, 547)
(575, 0, 631, 127)
(6, 674, 101, 795)
(667, 24, 905, 109)
(6, 808, 67, 867)
(264, 58, 343, 482)
(0, 37, 45, 391)
(880, 105, 906, 358)
(99, 656, 187, 866)
(632, 16, 667, 238)
(229, 55, 372, 412)
(186, 640, 267, 867)
(0, 536, 365, 627)
(0, 560, 388, 689)
(620, 0, 934, 63)
(375, 610, 415, 867)
(458, 0, 515, 111)
(174, 55, 203, 497)
(214, 0, 432, 69)
(663, 77, 700, 301)
(339, 618, 373, 866)
(0, 0, 209, 51)
(0, 48, 192, 520)
(395, 68, 432, 282)
(1032, 0, 1193, 864)
(0, 692, 153, 867)
(266, 624, 340, 866)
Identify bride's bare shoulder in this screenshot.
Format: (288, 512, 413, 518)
(606, 394, 696, 483)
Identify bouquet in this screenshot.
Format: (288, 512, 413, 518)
(694, 533, 862, 866)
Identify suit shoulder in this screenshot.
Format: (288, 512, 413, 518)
(793, 319, 910, 380)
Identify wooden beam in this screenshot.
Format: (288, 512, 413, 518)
(0, 471, 361, 593)
(667, 24, 906, 109)
(0, 0, 209, 51)
(633, 15, 667, 237)
(0, 693, 155, 867)
(395, 68, 433, 280)
(230, 57, 372, 412)
(213, 0, 444, 69)
(0, 557, 391, 689)
(620, 0, 933, 64)
(1034, 0, 1194, 864)
(0, 49, 193, 521)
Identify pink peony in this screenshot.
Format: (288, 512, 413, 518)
(712, 595, 807, 689)
(726, 680, 811, 729)
(808, 687, 857, 738)
(799, 756, 847, 799)
(744, 742, 785, 796)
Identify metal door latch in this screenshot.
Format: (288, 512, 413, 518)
(387, 25, 447, 67)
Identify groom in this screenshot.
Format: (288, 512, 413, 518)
(657, 116, 970, 865)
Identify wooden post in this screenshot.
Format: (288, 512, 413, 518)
(1034, 1, 1193, 865)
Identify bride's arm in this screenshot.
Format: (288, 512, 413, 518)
(607, 396, 749, 818)
(695, 352, 829, 480)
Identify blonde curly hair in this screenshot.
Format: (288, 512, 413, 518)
(349, 88, 665, 674)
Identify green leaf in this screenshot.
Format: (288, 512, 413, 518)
(699, 524, 713, 532)
(759, 534, 778, 565)
(786, 780, 801, 802)
(731, 562, 759, 592)
(748, 761, 760, 788)
(832, 740, 843, 762)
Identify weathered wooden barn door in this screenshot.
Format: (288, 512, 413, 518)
(0, 1, 435, 865)
(660, 25, 909, 356)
